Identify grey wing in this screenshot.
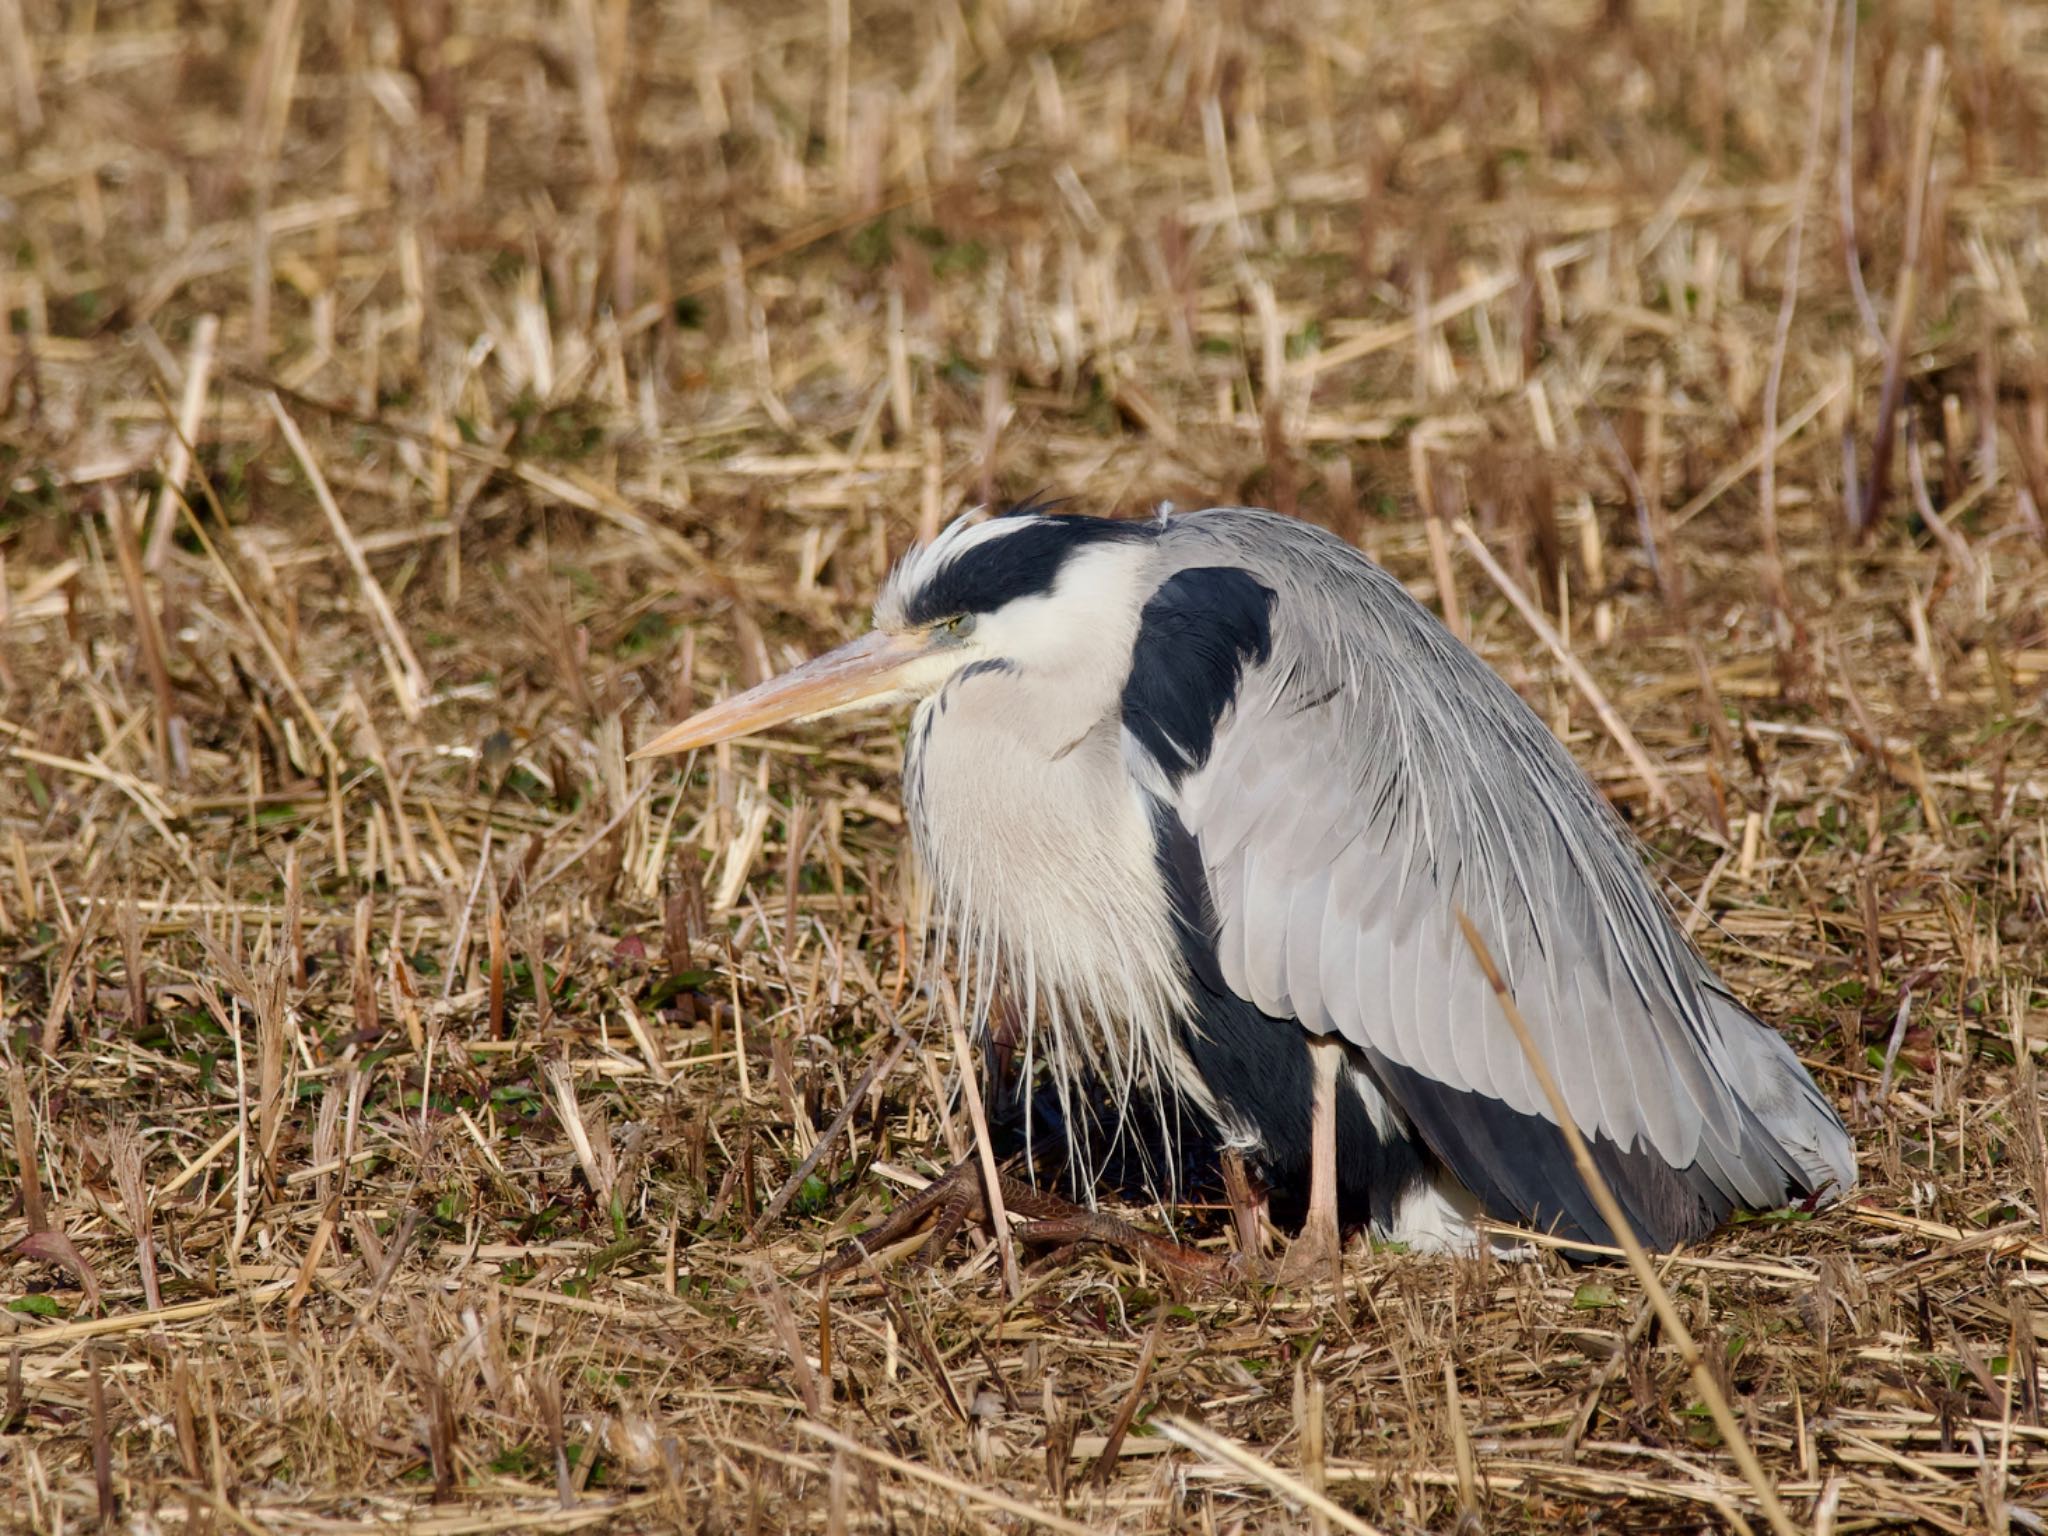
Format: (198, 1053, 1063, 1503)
(1131, 509, 1855, 1247)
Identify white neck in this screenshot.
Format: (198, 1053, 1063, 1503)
(899, 539, 1207, 1139)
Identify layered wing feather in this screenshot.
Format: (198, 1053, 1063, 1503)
(1126, 508, 1855, 1245)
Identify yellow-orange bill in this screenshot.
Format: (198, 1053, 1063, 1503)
(630, 629, 931, 759)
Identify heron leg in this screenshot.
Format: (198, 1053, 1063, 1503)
(1219, 1146, 1271, 1261)
(1274, 1036, 1346, 1287)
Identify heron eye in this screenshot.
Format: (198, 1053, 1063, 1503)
(942, 614, 976, 639)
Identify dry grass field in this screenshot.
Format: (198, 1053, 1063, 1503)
(3, 0, 2048, 1530)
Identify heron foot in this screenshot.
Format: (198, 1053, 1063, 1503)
(809, 1157, 1236, 1290)
(808, 1157, 989, 1278)
(1269, 1213, 1346, 1290)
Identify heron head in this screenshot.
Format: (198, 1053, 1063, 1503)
(632, 508, 1157, 759)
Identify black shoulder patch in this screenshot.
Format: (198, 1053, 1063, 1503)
(902, 516, 1150, 626)
(1121, 566, 1275, 778)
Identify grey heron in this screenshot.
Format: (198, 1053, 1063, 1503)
(637, 505, 1855, 1275)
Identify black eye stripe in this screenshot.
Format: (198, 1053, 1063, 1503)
(902, 517, 1153, 626)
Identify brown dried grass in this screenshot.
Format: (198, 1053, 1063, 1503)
(3, 1, 2047, 1531)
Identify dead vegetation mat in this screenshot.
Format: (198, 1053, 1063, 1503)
(4, 0, 2048, 1531)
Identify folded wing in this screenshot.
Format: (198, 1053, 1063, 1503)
(1125, 508, 1855, 1247)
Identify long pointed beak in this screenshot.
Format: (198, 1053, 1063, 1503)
(631, 629, 934, 759)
